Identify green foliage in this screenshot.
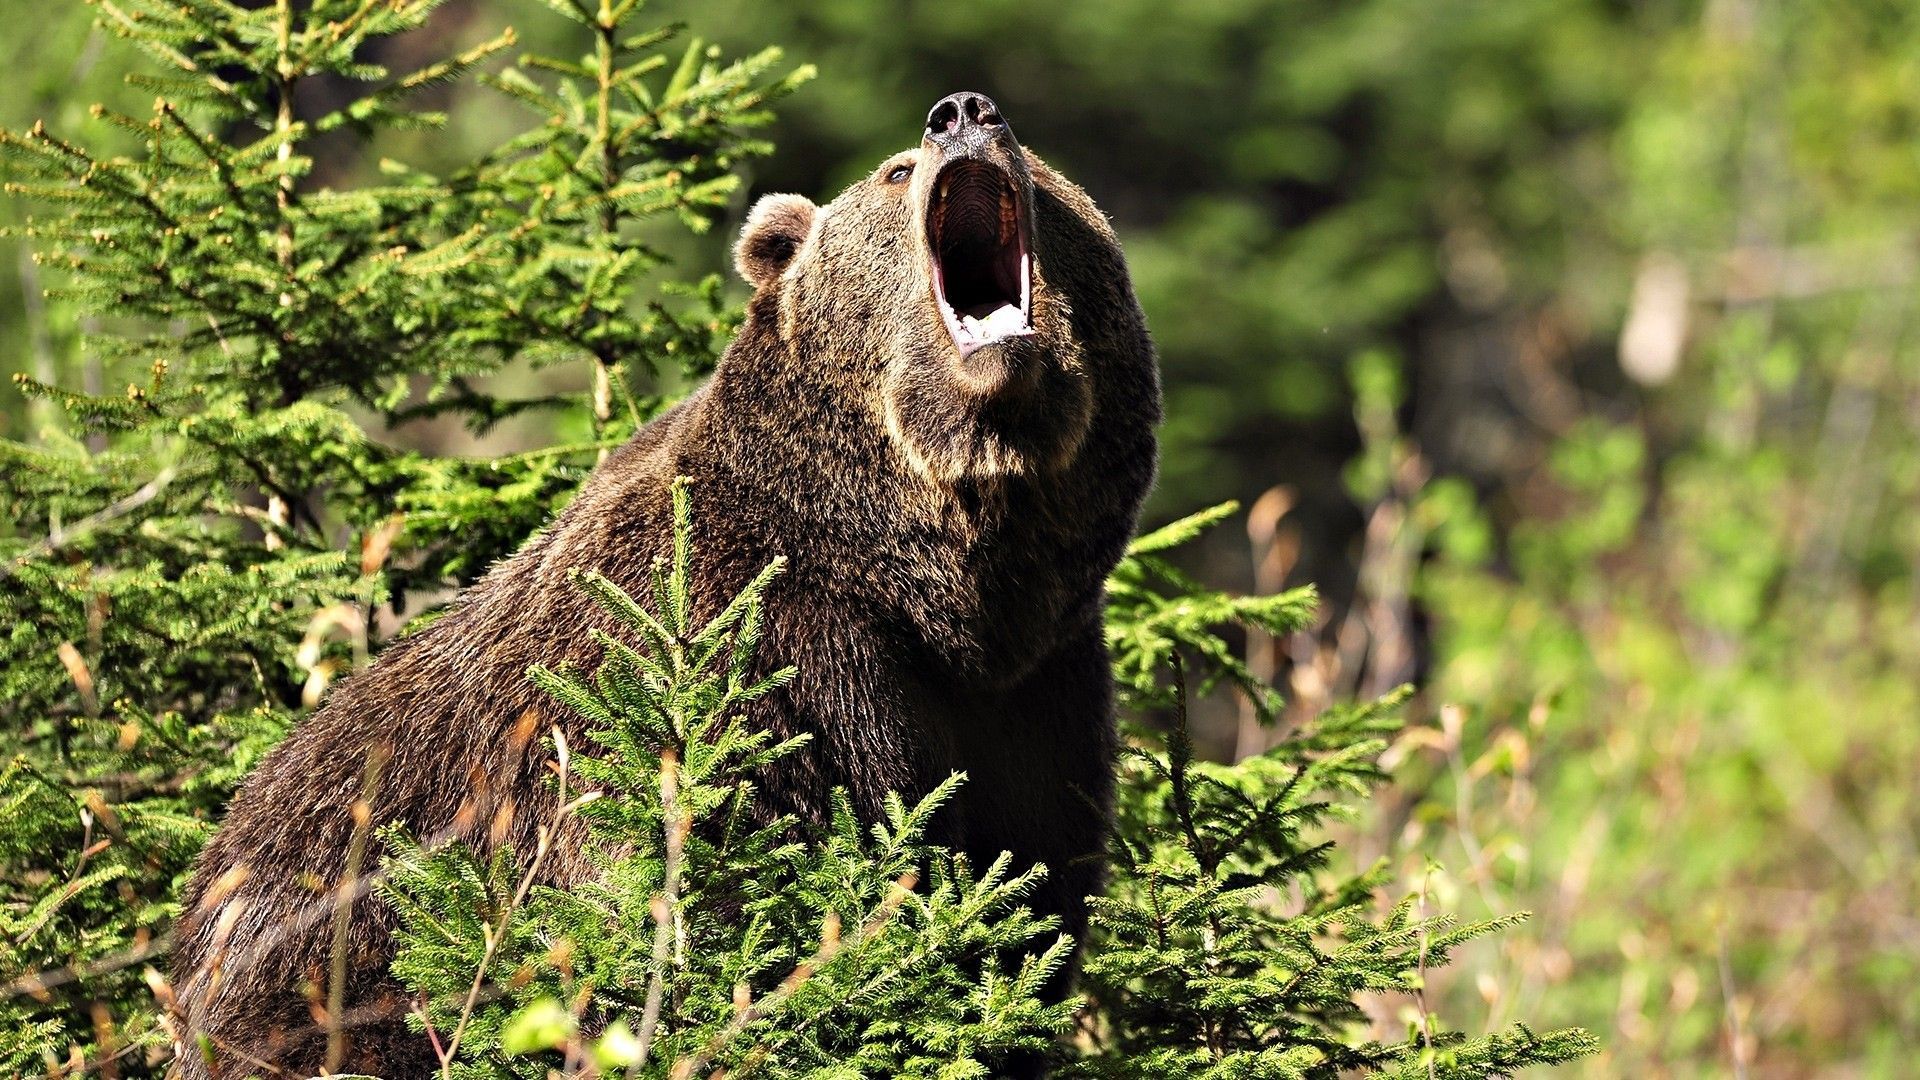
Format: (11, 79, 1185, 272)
(1372, 7, 1920, 1072)
(0, 0, 809, 581)
(0, 0, 804, 1071)
(1416, 386, 1920, 1071)
(1106, 502, 1317, 721)
(1074, 687, 1595, 1078)
(1092, 504, 1594, 1076)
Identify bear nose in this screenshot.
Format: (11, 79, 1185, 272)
(926, 91, 1005, 139)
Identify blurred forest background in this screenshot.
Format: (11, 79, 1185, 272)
(3, 0, 1916, 1075)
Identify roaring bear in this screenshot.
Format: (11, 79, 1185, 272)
(170, 90, 1160, 1076)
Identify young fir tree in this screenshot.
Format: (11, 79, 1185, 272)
(0, 2, 1593, 1077)
(376, 492, 1595, 1077)
(378, 478, 1076, 1077)
(1080, 513, 1598, 1076)
(0, 0, 805, 1071)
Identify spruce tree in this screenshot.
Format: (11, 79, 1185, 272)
(0, 0, 804, 1070)
(1081, 510, 1599, 1077)
(379, 478, 1076, 1077)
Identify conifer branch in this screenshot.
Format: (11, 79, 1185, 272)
(666, 873, 920, 1080)
(0, 465, 176, 584)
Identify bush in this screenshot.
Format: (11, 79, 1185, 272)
(0, 2, 1589, 1075)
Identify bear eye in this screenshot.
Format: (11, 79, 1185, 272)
(886, 163, 913, 184)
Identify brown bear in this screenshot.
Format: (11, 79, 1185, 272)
(169, 90, 1159, 1077)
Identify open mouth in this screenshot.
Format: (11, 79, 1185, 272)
(928, 159, 1032, 356)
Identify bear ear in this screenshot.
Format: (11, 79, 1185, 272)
(734, 193, 817, 290)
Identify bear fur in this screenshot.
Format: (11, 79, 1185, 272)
(169, 95, 1159, 1076)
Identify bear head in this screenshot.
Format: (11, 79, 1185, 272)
(723, 91, 1148, 489)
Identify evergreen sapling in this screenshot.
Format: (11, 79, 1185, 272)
(379, 478, 1076, 1077)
